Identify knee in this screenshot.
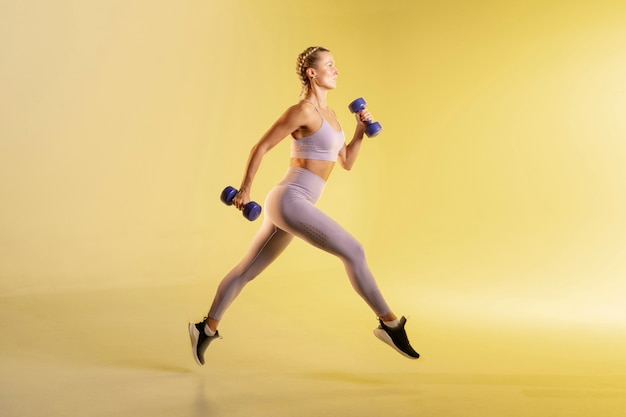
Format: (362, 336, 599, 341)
(344, 240, 366, 264)
(223, 266, 257, 287)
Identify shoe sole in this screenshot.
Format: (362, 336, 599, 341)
(373, 328, 419, 359)
(188, 323, 203, 366)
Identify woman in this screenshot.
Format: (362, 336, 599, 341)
(189, 46, 419, 365)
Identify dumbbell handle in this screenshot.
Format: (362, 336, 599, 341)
(348, 97, 383, 137)
(220, 186, 262, 221)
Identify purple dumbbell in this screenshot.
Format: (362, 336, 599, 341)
(220, 186, 262, 221)
(348, 97, 383, 137)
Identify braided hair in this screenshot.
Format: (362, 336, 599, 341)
(295, 46, 330, 98)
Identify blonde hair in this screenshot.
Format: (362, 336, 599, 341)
(295, 46, 330, 98)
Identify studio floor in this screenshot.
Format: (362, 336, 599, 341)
(1, 276, 625, 417)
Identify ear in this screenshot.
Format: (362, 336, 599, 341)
(306, 67, 316, 79)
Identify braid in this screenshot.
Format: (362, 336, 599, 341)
(295, 46, 329, 98)
(296, 46, 320, 84)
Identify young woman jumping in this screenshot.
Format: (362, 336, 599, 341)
(189, 46, 419, 365)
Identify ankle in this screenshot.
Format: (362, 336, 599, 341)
(205, 317, 219, 333)
(383, 318, 400, 328)
(204, 323, 216, 337)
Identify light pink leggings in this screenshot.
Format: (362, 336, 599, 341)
(208, 167, 391, 320)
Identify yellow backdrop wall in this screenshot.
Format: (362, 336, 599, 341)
(2, 1, 625, 376)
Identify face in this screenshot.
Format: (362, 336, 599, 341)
(311, 52, 339, 90)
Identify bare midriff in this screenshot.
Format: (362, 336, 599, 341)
(290, 158, 335, 182)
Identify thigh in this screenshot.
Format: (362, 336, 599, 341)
(237, 217, 294, 277)
(267, 185, 360, 257)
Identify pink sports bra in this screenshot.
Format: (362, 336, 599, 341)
(291, 103, 345, 162)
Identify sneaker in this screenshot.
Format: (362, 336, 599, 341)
(188, 321, 221, 365)
(373, 316, 420, 359)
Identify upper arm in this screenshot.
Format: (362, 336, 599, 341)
(337, 143, 348, 168)
(329, 108, 350, 169)
(255, 104, 312, 153)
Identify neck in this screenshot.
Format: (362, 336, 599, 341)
(306, 89, 329, 109)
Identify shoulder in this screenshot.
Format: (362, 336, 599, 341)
(282, 100, 319, 128)
(287, 100, 317, 117)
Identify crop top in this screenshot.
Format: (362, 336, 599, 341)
(290, 104, 345, 162)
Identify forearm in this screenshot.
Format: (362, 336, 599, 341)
(238, 143, 265, 193)
(342, 126, 366, 170)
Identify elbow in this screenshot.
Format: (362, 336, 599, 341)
(341, 160, 354, 171)
(250, 143, 268, 158)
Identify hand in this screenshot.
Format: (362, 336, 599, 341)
(355, 109, 374, 128)
(232, 188, 251, 211)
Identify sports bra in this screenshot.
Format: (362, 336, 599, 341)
(290, 102, 345, 162)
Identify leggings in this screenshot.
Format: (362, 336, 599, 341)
(208, 167, 391, 320)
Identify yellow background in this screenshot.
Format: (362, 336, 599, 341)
(1, 1, 625, 416)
